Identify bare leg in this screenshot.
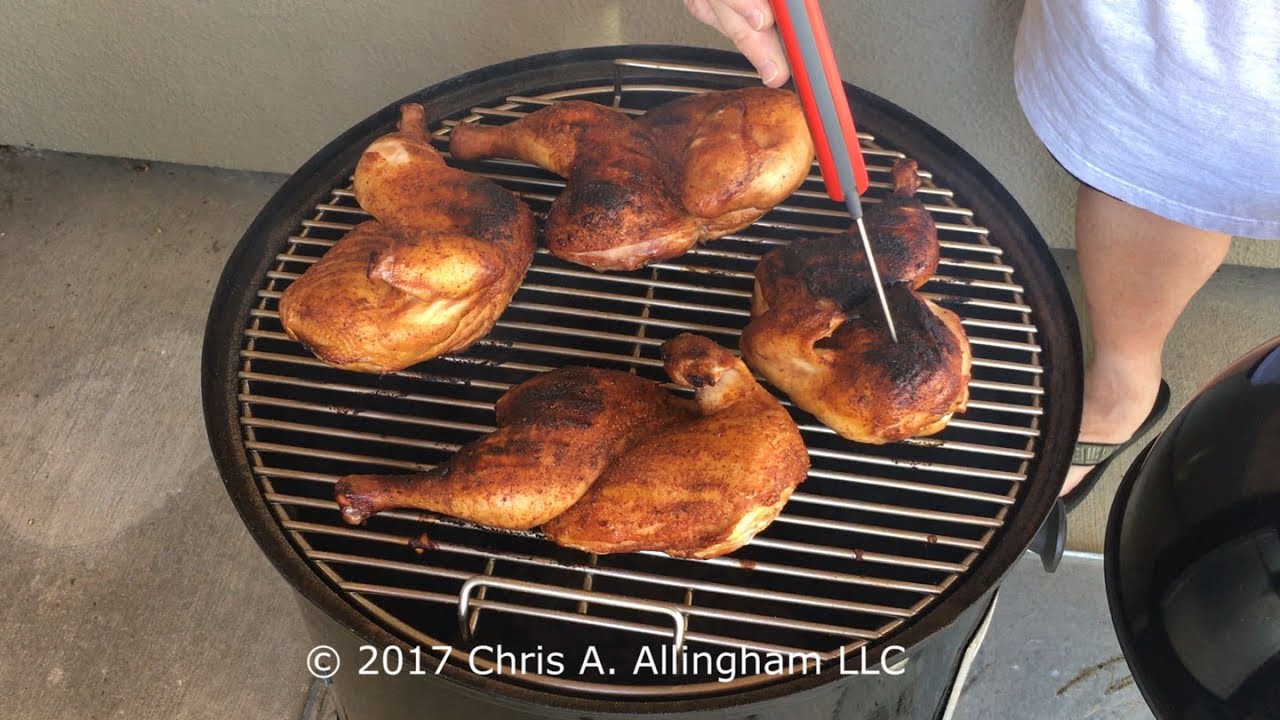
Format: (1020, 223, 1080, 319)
(1063, 186, 1231, 496)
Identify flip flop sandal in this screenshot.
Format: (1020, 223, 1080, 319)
(1062, 379, 1172, 513)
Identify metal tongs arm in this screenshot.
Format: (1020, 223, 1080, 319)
(768, 0, 899, 341)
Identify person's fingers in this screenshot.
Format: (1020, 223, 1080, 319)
(751, 27, 790, 87)
(711, 0, 775, 32)
(707, 1, 791, 87)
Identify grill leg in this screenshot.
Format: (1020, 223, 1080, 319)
(300, 678, 342, 720)
(936, 590, 1000, 720)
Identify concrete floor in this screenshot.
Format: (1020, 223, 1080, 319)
(0, 149, 312, 719)
(1, 148, 1276, 718)
(952, 553, 1155, 720)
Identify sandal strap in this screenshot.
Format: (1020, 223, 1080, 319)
(1072, 441, 1123, 467)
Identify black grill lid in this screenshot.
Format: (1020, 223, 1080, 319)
(202, 45, 1082, 709)
(1105, 336, 1280, 720)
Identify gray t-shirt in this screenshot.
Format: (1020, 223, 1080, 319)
(1014, 0, 1280, 239)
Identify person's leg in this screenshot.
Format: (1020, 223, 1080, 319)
(1063, 185, 1231, 496)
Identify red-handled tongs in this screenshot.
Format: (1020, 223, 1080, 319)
(768, 0, 898, 342)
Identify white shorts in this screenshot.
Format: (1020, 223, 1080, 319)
(1014, 0, 1280, 239)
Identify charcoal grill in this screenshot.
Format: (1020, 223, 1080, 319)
(203, 46, 1081, 718)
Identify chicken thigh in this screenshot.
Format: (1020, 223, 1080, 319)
(753, 159, 939, 315)
(635, 87, 816, 232)
(741, 286, 971, 445)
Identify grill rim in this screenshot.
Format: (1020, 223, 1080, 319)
(201, 44, 1082, 713)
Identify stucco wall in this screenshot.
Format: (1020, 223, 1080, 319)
(2, 0, 1274, 266)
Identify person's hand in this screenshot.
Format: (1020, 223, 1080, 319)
(684, 0, 791, 87)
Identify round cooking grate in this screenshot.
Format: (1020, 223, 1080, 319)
(204, 47, 1080, 701)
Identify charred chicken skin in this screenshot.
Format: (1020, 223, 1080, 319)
(278, 103, 536, 373)
(742, 159, 972, 444)
(334, 334, 810, 559)
(753, 159, 939, 314)
(447, 88, 814, 271)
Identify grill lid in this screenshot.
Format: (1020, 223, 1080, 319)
(1104, 337, 1280, 719)
(203, 46, 1081, 706)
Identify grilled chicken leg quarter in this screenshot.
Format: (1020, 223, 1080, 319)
(335, 334, 810, 559)
(542, 334, 811, 558)
(448, 88, 814, 271)
(278, 103, 536, 373)
(742, 158, 972, 444)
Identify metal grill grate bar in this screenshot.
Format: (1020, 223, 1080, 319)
(276, 248, 1030, 300)
(242, 391, 1029, 484)
(251, 302, 1041, 356)
(260, 477, 981, 552)
(788, 493, 1003, 527)
(241, 346, 1042, 441)
(237, 378, 496, 418)
(240, 347, 1043, 440)
(271, 253, 1010, 313)
(257, 468, 998, 557)
(803, 451, 1023, 482)
(241, 416, 461, 452)
(250, 296, 1043, 375)
(269, 488, 978, 586)
(246, 441, 434, 472)
(746, 538, 967, 573)
(770, 514, 983, 550)
(283, 519, 946, 595)
(802, 468, 1017, 502)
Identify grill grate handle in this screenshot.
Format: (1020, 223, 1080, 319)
(457, 576, 689, 651)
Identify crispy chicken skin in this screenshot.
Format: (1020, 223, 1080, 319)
(635, 88, 816, 228)
(742, 159, 971, 444)
(335, 367, 692, 529)
(741, 286, 971, 445)
(278, 104, 536, 373)
(856, 159, 940, 288)
(334, 334, 810, 559)
(542, 334, 810, 558)
(448, 88, 814, 271)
